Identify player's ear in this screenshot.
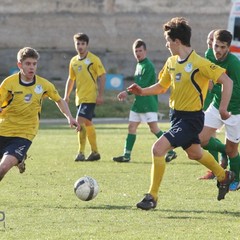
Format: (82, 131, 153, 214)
(17, 62, 22, 69)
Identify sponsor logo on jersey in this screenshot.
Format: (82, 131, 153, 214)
(24, 94, 32, 102)
(175, 73, 181, 81)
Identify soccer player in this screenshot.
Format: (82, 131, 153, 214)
(64, 33, 106, 162)
(0, 47, 79, 181)
(127, 17, 234, 210)
(198, 30, 228, 180)
(199, 29, 240, 190)
(112, 39, 177, 163)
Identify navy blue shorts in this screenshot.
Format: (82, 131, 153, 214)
(76, 103, 96, 121)
(0, 136, 32, 162)
(164, 109, 204, 150)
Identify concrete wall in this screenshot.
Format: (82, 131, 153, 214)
(0, 0, 232, 80)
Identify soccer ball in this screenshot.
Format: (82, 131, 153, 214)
(74, 176, 99, 201)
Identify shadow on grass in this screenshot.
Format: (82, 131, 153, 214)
(76, 205, 240, 217)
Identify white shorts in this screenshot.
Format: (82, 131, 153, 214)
(204, 104, 240, 143)
(129, 111, 158, 123)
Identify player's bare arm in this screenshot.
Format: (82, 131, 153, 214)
(56, 99, 80, 131)
(217, 72, 233, 120)
(64, 78, 75, 104)
(127, 82, 167, 96)
(96, 73, 106, 105)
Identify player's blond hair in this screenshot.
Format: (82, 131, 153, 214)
(17, 47, 40, 63)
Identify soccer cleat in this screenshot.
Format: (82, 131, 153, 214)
(198, 171, 215, 180)
(75, 153, 85, 161)
(86, 152, 101, 161)
(112, 156, 130, 162)
(165, 151, 177, 162)
(220, 153, 228, 169)
(217, 170, 235, 201)
(136, 193, 157, 210)
(229, 181, 240, 191)
(17, 154, 27, 174)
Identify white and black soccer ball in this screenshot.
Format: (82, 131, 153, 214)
(74, 176, 99, 201)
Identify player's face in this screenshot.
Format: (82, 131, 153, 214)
(165, 34, 178, 56)
(17, 58, 37, 81)
(133, 45, 146, 62)
(213, 39, 229, 61)
(75, 40, 88, 57)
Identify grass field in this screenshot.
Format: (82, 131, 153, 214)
(1, 122, 240, 240)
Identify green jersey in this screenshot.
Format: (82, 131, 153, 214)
(206, 48, 240, 114)
(131, 58, 158, 113)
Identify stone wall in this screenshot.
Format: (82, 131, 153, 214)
(0, 0, 232, 80)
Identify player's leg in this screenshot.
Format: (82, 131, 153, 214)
(0, 137, 31, 179)
(136, 135, 170, 210)
(0, 155, 18, 181)
(186, 144, 234, 201)
(147, 116, 177, 163)
(75, 116, 87, 161)
(225, 120, 240, 191)
(113, 121, 139, 162)
(86, 120, 101, 161)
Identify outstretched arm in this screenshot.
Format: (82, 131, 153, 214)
(127, 82, 168, 96)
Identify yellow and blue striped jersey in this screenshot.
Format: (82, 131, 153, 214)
(69, 51, 106, 105)
(0, 73, 61, 140)
(159, 51, 225, 111)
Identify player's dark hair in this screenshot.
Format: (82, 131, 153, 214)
(132, 39, 147, 50)
(163, 17, 191, 47)
(17, 47, 40, 62)
(73, 33, 89, 44)
(214, 30, 232, 46)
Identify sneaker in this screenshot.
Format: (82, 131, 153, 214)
(220, 153, 228, 169)
(165, 151, 177, 162)
(75, 153, 85, 161)
(217, 170, 235, 201)
(198, 171, 215, 180)
(112, 156, 130, 162)
(229, 181, 240, 191)
(18, 154, 27, 174)
(86, 152, 101, 161)
(136, 193, 157, 210)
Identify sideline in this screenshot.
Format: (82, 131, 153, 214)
(40, 118, 168, 124)
(40, 118, 129, 124)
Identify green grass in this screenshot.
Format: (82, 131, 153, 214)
(1, 123, 240, 240)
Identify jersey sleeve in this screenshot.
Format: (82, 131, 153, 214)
(69, 58, 76, 81)
(45, 82, 62, 102)
(158, 61, 171, 89)
(95, 57, 106, 77)
(200, 62, 226, 84)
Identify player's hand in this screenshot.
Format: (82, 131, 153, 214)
(127, 83, 143, 95)
(70, 119, 81, 132)
(117, 91, 127, 101)
(96, 96, 104, 105)
(219, 108, 231, 120)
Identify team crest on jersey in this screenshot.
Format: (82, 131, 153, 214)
(84, 58, 91, 65)
(185, 63, 192, 72)
(34, 85, 43, 94)
(175, 73, 181, 81)
(78, 66, 82, 72)
(210, 64, 217, 70)
(24, 94, 32, 103)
